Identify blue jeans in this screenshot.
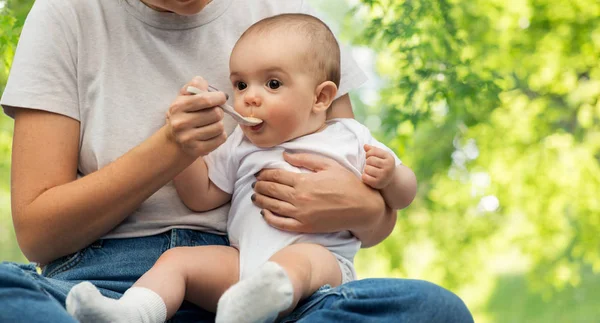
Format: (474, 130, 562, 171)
(0, 229, 473, 322)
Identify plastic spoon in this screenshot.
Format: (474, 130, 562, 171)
(186, 86, 263, 126)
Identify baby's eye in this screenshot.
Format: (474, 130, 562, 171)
(267, 79, 281, 89)
(236, 82, 247, 90)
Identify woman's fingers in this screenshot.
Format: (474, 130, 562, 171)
(185, 132, 228, 154)
(165, 76, 229, 157)
(169, 93, 227, 115)
(255, 168, 298, 187)
(282, 152, 335, 172)
(261, 209, 304, 232)
(253, 179, 297, 204)
(179, 76, 210, 95)
(169, 108, 224, 134)
(255, 152, 382, 235)
(175, 123, 226, 143)
(252, 192, 297, 217)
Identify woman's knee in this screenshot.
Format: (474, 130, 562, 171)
(0, 262, 78, 322)
(407, 279, 473, 322)
(342, 278, 474, 323)
(0, 262, 39, 290)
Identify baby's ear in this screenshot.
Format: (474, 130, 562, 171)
(313, 81, 338, 113)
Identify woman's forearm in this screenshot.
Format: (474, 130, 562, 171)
(357, 166, 416, 246)
(14, 125, 194, 264)
(349, 189, 397, 248)
(11, 78, 227, 264)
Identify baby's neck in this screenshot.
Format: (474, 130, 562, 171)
(308, 122, 328, 135)
(284, 121, 328, 143)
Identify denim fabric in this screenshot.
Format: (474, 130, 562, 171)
(0, 229, 473, 323)
(283, 280, 474, 323)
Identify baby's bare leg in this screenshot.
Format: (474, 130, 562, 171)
(270, 243, 341, 315)
(135, 245, 239, 317)
(215, 243, 341, 323)
(67, 245, 239, 323)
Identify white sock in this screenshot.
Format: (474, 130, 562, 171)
(215, 261, 294, 323)
(66, 281, 167, 323)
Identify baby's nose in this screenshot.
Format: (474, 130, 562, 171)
(244, 90, 262, 106)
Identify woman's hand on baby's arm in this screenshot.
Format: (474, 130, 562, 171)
(165, 76, 228, 158)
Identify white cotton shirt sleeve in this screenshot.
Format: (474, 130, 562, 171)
(204, 127, 245, 194)
(334, 119, 402, 173)
(0, 0, 79, 120)
(0, 0, 370, 240)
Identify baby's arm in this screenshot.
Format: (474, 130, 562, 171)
(362, 144, 417, 210)
(173, 157, 231, 211)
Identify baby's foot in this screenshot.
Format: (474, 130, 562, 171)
(66, 281, 125, 323)
(216, 261, 294, 323)
(66, 281, 166, 323)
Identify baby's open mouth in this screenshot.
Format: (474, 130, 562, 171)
(250, 123, 264, 131)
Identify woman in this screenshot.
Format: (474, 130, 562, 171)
(0, 0, 473, 322)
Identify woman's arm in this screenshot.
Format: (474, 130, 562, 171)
(326, 94, 354, 119)
(11, 78, 227, 264)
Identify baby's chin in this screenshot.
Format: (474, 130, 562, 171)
(246, 137, 280, 148)
(241, 131, 281, 148)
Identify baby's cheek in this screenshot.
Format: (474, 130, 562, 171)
(266, 110, 290, 126)
(233, 101, 245, 115)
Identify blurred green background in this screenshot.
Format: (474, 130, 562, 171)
(1, 0, 599, 322)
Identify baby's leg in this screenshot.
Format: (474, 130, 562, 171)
(67, 245, 239, 323)
(135, 245, 240, 314)
(216, 243, 341, 323)
(271, 243, 342, 312)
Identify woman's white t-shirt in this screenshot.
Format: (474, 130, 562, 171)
(0, 0, 367, 239)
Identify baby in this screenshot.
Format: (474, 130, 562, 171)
(66, 13, 416, 323)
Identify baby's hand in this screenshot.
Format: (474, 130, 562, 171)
(362, 144, 396, 189)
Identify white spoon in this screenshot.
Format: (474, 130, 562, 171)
(186, 86, 263, 126)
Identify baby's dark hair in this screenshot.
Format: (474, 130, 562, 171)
(238, 13, 341, 87)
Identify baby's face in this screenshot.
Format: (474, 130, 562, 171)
(139, 0, 212, 15)
(229, 32, 320, 148)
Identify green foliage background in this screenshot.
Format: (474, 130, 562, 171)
(1, 0, 598, 322)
